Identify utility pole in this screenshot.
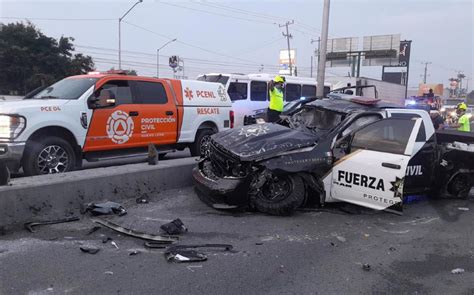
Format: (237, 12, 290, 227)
(311, 38, 321, 78)
(118, 0, 143, 70)
(316, 0, 330, 98)
(279, 20, 294, 76)
(156, 38, 177, 77)
(421, 61, 431, 84)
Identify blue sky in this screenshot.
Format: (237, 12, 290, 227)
(1, 0, 472, 90)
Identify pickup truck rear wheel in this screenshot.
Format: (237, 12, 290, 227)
(23, 136, 76, 176)
(190, 129, 214, 157)
(251, 174, 305, 216)
(447, 173, 472, 199)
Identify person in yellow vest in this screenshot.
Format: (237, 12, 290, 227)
(267, 75, 285, 122)
(450, 102, 471, 132)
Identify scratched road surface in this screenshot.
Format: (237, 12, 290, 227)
(1, 188, 473, 294)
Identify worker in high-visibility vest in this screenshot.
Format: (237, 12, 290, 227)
(451, 102, 471, 132)
(267, 75, 285, 123)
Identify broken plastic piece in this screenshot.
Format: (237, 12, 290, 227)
(451, 268, 465, 274)
(458, 207, 469, 211)
(111, 241, 119, 249)
(144, 241, 168, 249)
(164, 244, 233, 263)
(129, 250, 141, 256)
(362, 264, 371, 271)
(24, 216, 80, 233)
(80, 247, 100, 254)
(136, 197, 149, 204)
(160, 219, 188, 235)
(91, 218, 177, 243)
(85, 201, 127, 216)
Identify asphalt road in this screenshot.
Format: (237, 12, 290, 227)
(1, 187, 473, 294)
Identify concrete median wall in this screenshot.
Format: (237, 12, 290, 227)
(0, 158, 197, 231)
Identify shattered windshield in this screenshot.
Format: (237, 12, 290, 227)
(33, 77, 98, 100)
(288, 106, 344, 131)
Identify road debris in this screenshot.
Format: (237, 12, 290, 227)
(186, 265, 203, 272)
(164, 244, 233, 263)
(362, 264, 371, 271)
(129, 250, 141, 256)
(451, 268, 465, 274)
(104, 271, 114, 275)
(24, 216, 80, 233)
(144, 241, 168, 249)
(148, 143, 159, 165)
(80, 247, 100, 254)
(160, 218, 188, 235)
(458, 207, 469, 211)
(92, 218, 177, 243)
(136, 196, 149, 204)
(85, 201, 127, 216)
(86, 226, 102, 235)
(389, 247, 397, 251)
(111, 241, 119, 249)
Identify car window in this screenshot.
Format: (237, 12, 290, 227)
(341, 114, 382, 137)
(302, 85, 316, 97)
(285, 84, 301, 101)
(351, 118, 417, 155)
(250, 81, 267, 101)
(389, 113, 426, 142)
(100, 80, 133, 105)
(134, 81, 168, 104)
(227, 82, 248, 101)
(34, 77, 98, 100)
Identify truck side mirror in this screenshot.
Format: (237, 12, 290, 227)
(89, 89, 116, 108)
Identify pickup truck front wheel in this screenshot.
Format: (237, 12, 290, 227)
(251, 174, 306, 216)
(190, 129, 214, 157)
(23, 137, 76, 176)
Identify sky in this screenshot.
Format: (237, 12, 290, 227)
(1, 0, 473, 90)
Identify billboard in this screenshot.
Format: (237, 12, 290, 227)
(398, 41, 411, 67)
(418, 84, 444, 96)
(325, 37, 358, 67)
(279, 49, 296, 75)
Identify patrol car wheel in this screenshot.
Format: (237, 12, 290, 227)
(251, 174, 305, 216)
(23, 137, 76, 176)
(447, 173, 471, 199)
(190, 129, 214, 157)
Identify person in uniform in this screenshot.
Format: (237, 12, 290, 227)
(267, 75, 285, 123)
(450, 102, 471, 132)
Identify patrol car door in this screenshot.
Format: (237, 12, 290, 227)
(131, 80, 178, 145)
(330, 118, 422, 213)
(84, 79, 139, 152)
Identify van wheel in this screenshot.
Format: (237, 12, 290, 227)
(190, 129, 215, 157)
(22, 136, 76, 176)
(250, 174, 306, 216)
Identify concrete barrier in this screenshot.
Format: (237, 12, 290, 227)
(0, 157, 198, 231)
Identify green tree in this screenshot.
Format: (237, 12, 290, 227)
(0, 22, 95, 95)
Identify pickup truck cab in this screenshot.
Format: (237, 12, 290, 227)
(0, 71, 233, 175)
(193, 97, 474, 215)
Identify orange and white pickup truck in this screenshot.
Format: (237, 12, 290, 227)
(0, 71, 233, 175)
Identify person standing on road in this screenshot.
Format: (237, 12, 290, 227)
(450, 103, 471, 132)
(267, 75, 285, 123)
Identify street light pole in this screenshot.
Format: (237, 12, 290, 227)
(118, 0, 143, 70)
(316, 0, 330, 98)
(156, 38, 177, 78)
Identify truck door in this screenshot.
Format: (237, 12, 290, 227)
(131, 80, 178, 145)
(330, 118, 422, 213)
(84, 79, 138, 152)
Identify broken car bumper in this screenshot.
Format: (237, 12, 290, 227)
(192, 161, 250, 209)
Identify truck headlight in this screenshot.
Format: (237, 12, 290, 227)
(0, 115, 26, 139)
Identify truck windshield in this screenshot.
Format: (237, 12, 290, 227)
(33, 77, 98, 100)
(197, 75, 229, 86)
(288, 107, 343, 131)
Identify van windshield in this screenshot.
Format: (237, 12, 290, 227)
(33, 77, 98, 100)
(197, 75, 229, 86)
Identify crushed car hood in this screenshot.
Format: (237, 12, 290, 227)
(212, 123, 319, 161)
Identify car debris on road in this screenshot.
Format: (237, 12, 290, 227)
(84, 201, 127, 216)
(24, 216, 80, 233)
(164, 244, 233, 263)
(160, 218, 188, 235)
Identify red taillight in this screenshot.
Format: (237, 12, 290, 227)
(229, 110, 234, 128)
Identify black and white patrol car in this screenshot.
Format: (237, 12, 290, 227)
(193, 97, 474, 215)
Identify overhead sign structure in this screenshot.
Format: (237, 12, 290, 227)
(279, 49, 296, 75)
(362, 34, 400, 66)
(326, 37, 358, 67)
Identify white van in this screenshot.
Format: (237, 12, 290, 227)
(197, 73, 332, 127)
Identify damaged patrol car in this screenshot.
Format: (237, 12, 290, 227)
(193, 97, 474, 215)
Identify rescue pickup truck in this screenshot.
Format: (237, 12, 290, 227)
(193, 97, 474, 215)
(0, 71, 233, 176)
